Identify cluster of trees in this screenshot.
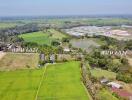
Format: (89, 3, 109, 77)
(85, 50, 129, 73)
(62, 37, 70, 43)
(21, 42, 38, 48)
(0, 23, 39, 42)
(51, 40, 60, 46)
(85, 49, 132, 83)
(116, 73, 132, 83)
(60, 18, 132, 29)
(94, 35, 132, 50)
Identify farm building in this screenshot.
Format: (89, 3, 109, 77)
(63, 48, 70, 52)
(50, 54, 55, 63)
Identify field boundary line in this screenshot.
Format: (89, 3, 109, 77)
(35, 65, 47, 100)
(81, 82, 93, 100)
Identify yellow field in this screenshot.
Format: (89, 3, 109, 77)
(0, 53, 39, 71)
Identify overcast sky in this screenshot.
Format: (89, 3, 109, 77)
(0, 0, 132, 16)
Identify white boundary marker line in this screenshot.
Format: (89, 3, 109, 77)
(35, 65, 47, 100)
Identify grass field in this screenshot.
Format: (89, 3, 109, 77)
(49, 29, 67, 39)
(19, 29, 67, 45)
(90, 68, 116, 79)
(0, 69, 43, 100)
(19, 31, 52, 45)
(0, 61, 91, 100)
(0, 53, 39, 71)
(37, 61, 91, 100)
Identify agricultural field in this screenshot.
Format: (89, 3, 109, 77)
(19, 31, 52, 45)
(0, 61, 91, 100)
(0, 23, 17, 29)
(48, 29, 67, 39)
(90, 68, 116, 79)
(37, 61, 91, 100)
(19, 29, 67, 45)
(0, 69, 43, 100)
(0, 53, 39, 71)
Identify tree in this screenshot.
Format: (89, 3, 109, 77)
(120, 58, 129, 65)
(62, 37, 70, 43)
(51, 40, 60, 46)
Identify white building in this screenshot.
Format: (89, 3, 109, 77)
(63, 48, 70, 52)
(107, 82, 123, 89)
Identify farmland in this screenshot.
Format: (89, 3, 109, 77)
(19, 29, 67, 45)
(19, 31, 52, 45)
(0, 53, 39, 71)
(37, 61, 91, 100)
(0, 69, 43, 100)
(0, 23, 17, 29)
(0, 61, 90, 100)
(0, 16, 132, 100)
(90, 68, 116, 79)
(48, 29, 67, 39)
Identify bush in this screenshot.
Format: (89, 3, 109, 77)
(51, 40, 60, 46)
(116, 73, 132, 83)
(39, 61, 46, 66)
(62, 37, 70, 43)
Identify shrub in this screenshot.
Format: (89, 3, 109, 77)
(116, 73, 132, 83)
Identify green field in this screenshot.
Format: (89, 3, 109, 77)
(0, 61, 90, 100)
(49, 29, 67, 39)
(19, 29, 67, 45)
(0, 69, 43, 100)
(37, 61, 90, 100)
(19, 31, 52, 45)
(90, 68, 116, 79)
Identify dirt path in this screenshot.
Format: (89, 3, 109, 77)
(0, 51, 6, 60)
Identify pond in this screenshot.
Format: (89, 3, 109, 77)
(70, 39, 100, 52)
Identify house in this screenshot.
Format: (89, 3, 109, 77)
(107, 82, 123, 89)
(63, 48, 70, 52)
(40, 53, 45, 61)
(50, 54, 55, 63)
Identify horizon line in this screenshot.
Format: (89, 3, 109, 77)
(0, 14, 132, 18)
